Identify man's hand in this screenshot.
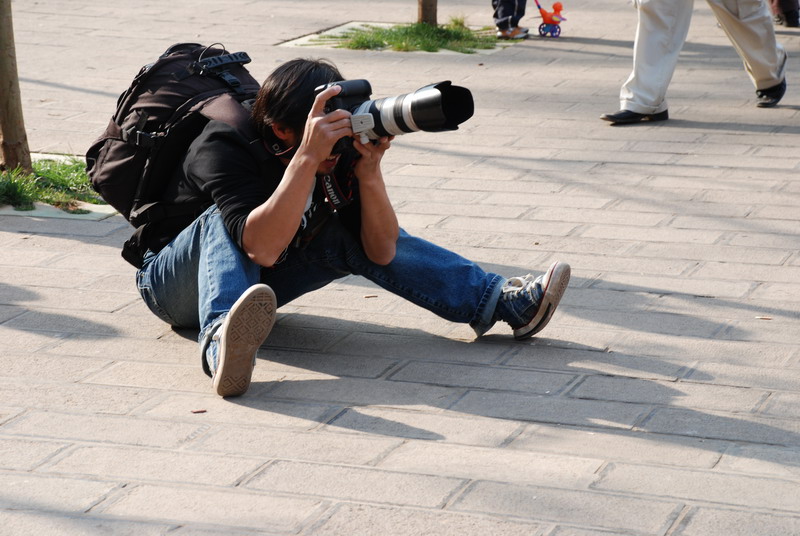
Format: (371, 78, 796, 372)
(298, 85, 353, 164)
(352, 135, 393, 183)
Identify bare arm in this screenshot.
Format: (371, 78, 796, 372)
(351, 135, 399, 265)
(241, 86, 352, 267)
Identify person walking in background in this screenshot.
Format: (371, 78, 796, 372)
(770, 0, 799, 27)
(601, 0, 788, 124)
(493, 0, 530, 39)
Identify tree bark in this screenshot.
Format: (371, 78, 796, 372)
(418, 0, 438, 26)
(0, 0, 32, 173)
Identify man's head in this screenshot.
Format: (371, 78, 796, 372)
(252, 58, 344, 140)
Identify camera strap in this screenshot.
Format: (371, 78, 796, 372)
(319, 173, 353, 211)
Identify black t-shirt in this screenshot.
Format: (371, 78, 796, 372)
(133, 120, 361, 262)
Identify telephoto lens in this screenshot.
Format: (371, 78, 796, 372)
(318, 79, 474, 144)
(351, 80, 474, 139)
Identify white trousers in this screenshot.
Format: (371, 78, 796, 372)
(620, 0, 787, 113)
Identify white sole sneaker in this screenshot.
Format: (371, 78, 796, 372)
(513, 261, 570, 340)
(213, 284, 277, 397)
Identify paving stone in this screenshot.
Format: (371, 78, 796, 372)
(631, 242, 789, 264)
(610, 333, 794, 367)
(590, 273, 753, 299)
(451, 391, 649, 429)
(389, 360, 576, 393)
(595, 462, 800, 511)
(276, 304, 457, 339)
(645, 294, 800, 323)
(453, 481, 681, 534)
(439, 216, 577, 237)
(569, 375, 768, 412)
(0, 246, 62, 267)
(549, 528, 634, 536)
(716, 444, 800, 480)
(192, 426, 400, 465)
(325, 406, 521, 445)
(247, 460, 465, 507)
(100, 484, 323, 532)
(510, 424, 726, 468)
(45, 252, 133, 274)
(0, 265, 99, 289)
(483, 191, 612, 210)
(685, 362, 800, 391)
(0, 510, 172, 536)
(378, 441, 602, 487)
(762, 392, 800, 419)
(327, 331, 511, 364)
(0, 472, 118, 511)
(46, 334, 196, 364)
(674, 507, 800, 536)
(0, 379, 159, 414)
(749, 282, 800, 302)
(254, 348, 396, 379)
(3, 309, 169, 338)
(540, 253, 693, 277)
(0, 286, 137, 313)
(263, 375, 464, 410)
(640, 408, 800, 447)
(562, 308, 725, 338)
(83, 361, 224, 393)
(140, 393, 337, 430)
(503, 346, 686, 381)
(0, 438, 68, 471)
(45, 445, 263, 486)
(582, 225, 724, 245)
(694, 261, 800, 284)
(312, 503, 547, 535)
(1, 411, 205, 448)
(2, 353, 109, 383)
(728, 231, 800, 249)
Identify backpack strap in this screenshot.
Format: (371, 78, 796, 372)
(128, 94, 260, 228)
(199, 93, 257, 139)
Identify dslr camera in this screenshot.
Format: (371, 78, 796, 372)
(315, 79, 474, 155)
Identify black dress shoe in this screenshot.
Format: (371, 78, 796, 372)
(756, 79, 786, 108)
(600, 109, 669, 124)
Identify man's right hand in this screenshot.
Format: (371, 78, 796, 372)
(298, 85, 353, 164)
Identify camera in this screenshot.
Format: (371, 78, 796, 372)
(315, 79, 474, 155)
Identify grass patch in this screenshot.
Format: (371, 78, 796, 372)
(319, 17, 496, 54)
(0, 157, 103, 214)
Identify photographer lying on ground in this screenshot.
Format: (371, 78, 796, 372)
(134, 58, 571, 397)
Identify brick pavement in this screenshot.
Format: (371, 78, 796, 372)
(2, 0, 800, 534)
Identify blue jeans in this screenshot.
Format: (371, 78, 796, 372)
(137, 206, 505, 362)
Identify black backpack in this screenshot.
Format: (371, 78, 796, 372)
(85, 42, 261, 227)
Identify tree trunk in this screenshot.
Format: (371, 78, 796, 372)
(0, 0, 32, 173)
(418, 0, 438, 26)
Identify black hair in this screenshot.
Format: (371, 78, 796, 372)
(252, 58, 344, 138)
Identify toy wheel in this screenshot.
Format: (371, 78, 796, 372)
(538, 23, 547, 36)
(551, 25, 561, 37)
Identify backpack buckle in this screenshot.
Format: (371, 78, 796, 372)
(129, 130, 160, 148)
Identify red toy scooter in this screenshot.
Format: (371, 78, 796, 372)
(535, 0, 566, 37)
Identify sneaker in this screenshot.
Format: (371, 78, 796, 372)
(497, 27, 529, 39)
(756, 79, 786, 108)
(207, 284, 277, 397)
(497, 261, 571, 340)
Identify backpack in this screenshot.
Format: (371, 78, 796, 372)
(85, 42, 261, 228)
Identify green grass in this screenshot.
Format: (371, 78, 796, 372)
(319, 18, 496, 54)
(0, 157, 103, 214)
